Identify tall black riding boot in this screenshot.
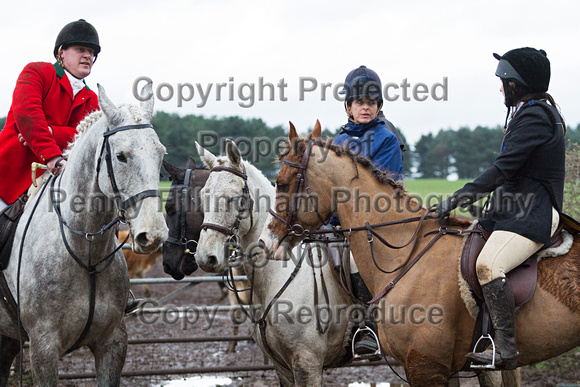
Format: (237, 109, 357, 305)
(350, 272, 380, 359)
(467, 277, 519, 369)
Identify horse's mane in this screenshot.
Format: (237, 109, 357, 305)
(277, 136, 406, 192)
(277, 136, 472, 228)
(64, 104, 145, 156)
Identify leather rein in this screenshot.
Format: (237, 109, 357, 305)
(269, 139, 477, 304)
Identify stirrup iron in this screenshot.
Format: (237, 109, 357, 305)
(470, 333, 496, 369)
(351, 326, 382, 360)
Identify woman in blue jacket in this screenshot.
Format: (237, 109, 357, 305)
(331, 66, 404, 359)
(334, 65, 403, 180)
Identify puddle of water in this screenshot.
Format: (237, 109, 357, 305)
(157, 376, 232, 386)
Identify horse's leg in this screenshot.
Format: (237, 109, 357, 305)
(274, 364, 294, 387)
(501, 368, 521, 387)
(477, 371, 502, 386)
(290, 351, 323, 387)
(91, 322, 128, 387)
(28, 337, 59, 386)
(226, 291, 240, 353)
(0, 335, 20, 386)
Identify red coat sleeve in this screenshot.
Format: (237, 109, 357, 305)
(11, 63, 69, 162)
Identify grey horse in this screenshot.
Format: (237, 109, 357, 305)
(0, 84, 167, 386)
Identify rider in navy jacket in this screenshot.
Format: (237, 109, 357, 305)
(333, 118, 403, 181)
(329, 66, 404, 359)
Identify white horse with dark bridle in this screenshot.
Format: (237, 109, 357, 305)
(194, 140, 352, 386)
(0, 84, 167, 386)
(195, 137, 516, 387)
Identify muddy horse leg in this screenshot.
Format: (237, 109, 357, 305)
(91, 323, 128, 386)
(29, 337, 59, 386)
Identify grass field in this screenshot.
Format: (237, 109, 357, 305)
(158, 178, 474, 215)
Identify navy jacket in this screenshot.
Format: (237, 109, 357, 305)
(333, 119, 403, 180)
(330, 118, 404, 226)
(454, 100, 565, 245)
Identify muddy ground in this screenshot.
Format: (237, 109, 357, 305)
(10, 260, 580, 386)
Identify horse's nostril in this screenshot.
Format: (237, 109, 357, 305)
(207, 255, 218, 268)
(135, 232, 153, 247)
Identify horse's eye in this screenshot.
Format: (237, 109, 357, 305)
(276, 182, 289, 192)
(116, 153, 127, 163)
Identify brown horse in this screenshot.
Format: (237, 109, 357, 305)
(259, 122, 580, 386)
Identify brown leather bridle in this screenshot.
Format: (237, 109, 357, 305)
(201, 165, 254, 261)
(268, 138, 477, 306)
(269, 140, 328, 237)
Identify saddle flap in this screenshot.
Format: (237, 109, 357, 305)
(461, 223, 538, 307)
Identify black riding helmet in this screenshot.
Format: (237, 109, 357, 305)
(494, 47, 550, 92)
(340, 65, 383, 107)
(54, 19, 101, 60)
(494, 47, 550, 107)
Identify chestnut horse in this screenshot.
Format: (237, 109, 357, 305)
(260, 122, 580, 386)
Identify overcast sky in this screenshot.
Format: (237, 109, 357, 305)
(2, 0, 579, 147)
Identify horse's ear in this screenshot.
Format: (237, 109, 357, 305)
(289, 122, 298, 141)
(139, 82, 155, 122)
(195, 141, 217, 169)
(162, 159, 184, 182)
(225, 139, 242, 168)
(308, 120, 322, 140)
(98, 84, 123, 127)
(185, 156, 197, 169)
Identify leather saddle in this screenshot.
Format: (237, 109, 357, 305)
(0, 194, 27, 270)
(461, 221, 565, 307)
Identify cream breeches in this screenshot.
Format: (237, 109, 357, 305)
(476, 208, 559, 284)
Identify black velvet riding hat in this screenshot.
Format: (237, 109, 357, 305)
(54, 19, 101, 59)
(494, 47, 550, 93)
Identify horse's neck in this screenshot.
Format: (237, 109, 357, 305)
(239, 162, 280, 296)
(56, 123, 117, 233)
(239, 161, 275, 248)
(331, 164, 414, 228)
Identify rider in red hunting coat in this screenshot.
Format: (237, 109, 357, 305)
(0, 19, 100, 206)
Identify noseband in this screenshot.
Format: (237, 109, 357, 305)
(201, 165, 254, 260)
(96, 123, 160, 219)
(269, 140, 327, 236)
(165, 168, 198, 256)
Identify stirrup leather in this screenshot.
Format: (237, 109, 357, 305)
(351, 326, 382, 360)
(470, 333, 497, 369)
